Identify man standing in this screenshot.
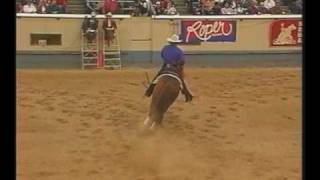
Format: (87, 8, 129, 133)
(102, 12, 117, 47)
(145, 34, 193, 102)
(82, 11, 99, 43)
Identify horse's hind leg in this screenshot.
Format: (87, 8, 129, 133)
(143, 111, 164, 130)
(149, 112, 164, 130)
(143, 116, 153, 129)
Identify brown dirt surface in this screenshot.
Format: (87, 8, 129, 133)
(17, 67, 301, 180)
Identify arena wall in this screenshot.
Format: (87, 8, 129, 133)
(16, 14, 302, 68)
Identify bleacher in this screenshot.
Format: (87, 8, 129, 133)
(117, 0, 136, 14)
(17, 0, 298, 15)
(68, 0, 87, 14)
(173, 0, 189, 15)
(85, 0, 136, 14)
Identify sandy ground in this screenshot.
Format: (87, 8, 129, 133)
(17, 67, 301, 180)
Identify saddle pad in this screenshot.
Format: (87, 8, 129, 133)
(153, 73, 183, 90)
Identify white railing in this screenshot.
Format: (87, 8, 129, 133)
(16, 13, 302, 20)
(152, 14, 302, 19)
(16, 13, 131, 19)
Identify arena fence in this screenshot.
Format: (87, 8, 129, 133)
(16, 13, 302, 68)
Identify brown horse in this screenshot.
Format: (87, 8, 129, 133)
(143, 68, 183, 130)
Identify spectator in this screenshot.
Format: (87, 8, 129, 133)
(214, 0, 224, 3)
(16, 2, 23, 13)
(160, 0, 169, 12)
(138, 0, 148, 16)
(211, 1, 222, 14)
(146, 0, 155, 16)
(139, 0, 154, 16)
(164, 2, 178, 15)
(230, 0, 237, 9)
(22, 0, 37, 13)
(202, 0, 215, 15)
(154, 1, 163, 15)
(289, 0, 302, 14)
(47, 0, 63, 13)
(19, 0, 28, 5)
(102, 0, 118, 14)
(86, 0, 96, 12)
(270, 0, 283, 14)
(82, 11, 98, 43)
(221, 1, 236, 14)
(193, 5, 202, 15)
(103, 12, 117, 46)
(246, 0, 260, 14)
(235, 2, 246, 14)
(238, 0, 251, 9)
(263, 0, 275, 13)
(86, 0, 100, 13)
(37, 0, 47, 14)
(56, 0, 68, 13)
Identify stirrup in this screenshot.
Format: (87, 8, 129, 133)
(145, 84, 155, 97)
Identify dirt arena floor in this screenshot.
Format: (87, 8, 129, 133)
(17, 67, 301, 180)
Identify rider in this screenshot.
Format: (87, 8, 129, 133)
(145, 34, 193, 102)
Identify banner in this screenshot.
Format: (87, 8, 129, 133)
(270, 19, 302, 46)
(180, 20, 237, 44)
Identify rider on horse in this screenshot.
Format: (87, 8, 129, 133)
(145, 34, 193, 102)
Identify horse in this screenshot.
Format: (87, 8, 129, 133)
(143, 66, 184, 130)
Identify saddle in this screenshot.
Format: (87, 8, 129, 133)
(154, 64, 183, 86)
(161, 64, 183, 79)
(145, 63, 193, 102)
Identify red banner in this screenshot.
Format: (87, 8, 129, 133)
(270, 19, 302, 47)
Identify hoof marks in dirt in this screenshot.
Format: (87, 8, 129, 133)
(228, 107, 238, 112)
(124, 103, 136, 110)
(212, 134, 226, 139)
(185, 124, 194, 130)
(73, 158, 84, 163)
(61, 109, 70, 114)
(174, 106, 184, 112)
(201, 129, 210, 133)
(20, 104, 34, 108)
(208, 124, 220, 129)
(224, 141, 234, 144)
(81, 122, 91, 128)
(190, 114, 200, 119)
(257, 100, 267, 104)
(79, 135, 89, 139)
(35, 171, 56, 177)
(216, 112, 225, 118)
(92, 128, 103, 134)
(86, 170, 99, 175)
(56, 118, 68, 124)
(80, 149, 91, 154)
(76, 128, 85, 133)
